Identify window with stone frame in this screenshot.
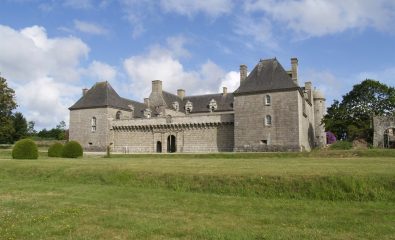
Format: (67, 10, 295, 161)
(265, 115, 272, 126)
(185, 100, 193, 113)
(143, 109, 152, 118)
(115, 111, 122, 120)
(208, 99, 217, 112)
(91, 117, 97, 132)
(265, 95, 271, 105)
(172, 101, 179, 111)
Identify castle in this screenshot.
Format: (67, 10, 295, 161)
(69, 58, 327, 153)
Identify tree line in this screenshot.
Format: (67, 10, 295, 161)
(0, 76, 67, 144)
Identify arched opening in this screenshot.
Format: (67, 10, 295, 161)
(384, 128, 395, 148)
(265, 115, 272, 126)
(167, 135, 176, 153)
(115, 111, 122, 120)
(156, 141, 162, 153)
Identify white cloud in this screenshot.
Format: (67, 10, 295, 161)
(83, 60, 117, 82)
(123, 37, 236, 100)
(0, 25, 90, 129)
(160, 0, 234, 18)
(245, 0, 395, 38)
(233, 16, 278, 50)
(218, 71, 240, 93)
(74, 20, 108, 35)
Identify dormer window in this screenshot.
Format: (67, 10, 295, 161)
(91, 117, 97, 132)
(209, 99, 217, 112)
(265, 115, 272, 126)
(115, 111, 122, 120)
(144, 109, 152, 118)
(172, 101, 179, 111)
(128, 104, 134, 119)
(185, 100, 193, 113)
(265, 95, 271, 105)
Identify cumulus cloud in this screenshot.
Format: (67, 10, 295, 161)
(123, 37, 236, 100)
(74, 20, 108, 35)
(0, 25, 90, 129)
(83, 60, 117, 82)
(233, 16, 278, 50)
(245, 0, 395, 38)
(160, 0, 234, 18)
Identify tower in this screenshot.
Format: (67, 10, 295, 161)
(313, 90, 326, 147)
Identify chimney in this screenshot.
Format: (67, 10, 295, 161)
(152, 80, 162, 93)
(177, 89, 185, 99)
(223, 87, 227, 95)
(82, 88, 88, 96)
(291, 57, 298, 84)
(240, 64, 247, 84)
(144, 98, 150, 107)
(304, 82, 312, 102)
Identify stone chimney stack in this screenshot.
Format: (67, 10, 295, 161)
(240, 64, 247, 84)
(152, 80, 162, 93)
(177, 89, 185, 100)
(291, 57, 298, 84)
(82, 88, 88, 96)
(144, 98, 150, 107)
(304, 81, 312, 102)
(223, 87, 227, 95)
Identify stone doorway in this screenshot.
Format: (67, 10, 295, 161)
(384, 128, 395, 148)
(167, 135, 176, 153)
(156, 141, 162, 153)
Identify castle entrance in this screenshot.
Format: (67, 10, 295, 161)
(167, 135, 176, 153)
(156, 141, 162, 153)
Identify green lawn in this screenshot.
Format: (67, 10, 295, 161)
(0, 150, 394, 239)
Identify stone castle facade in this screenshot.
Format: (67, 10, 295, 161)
(69, 58, 327, 153)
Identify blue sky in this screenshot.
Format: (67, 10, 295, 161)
(0, 0, 394, 129)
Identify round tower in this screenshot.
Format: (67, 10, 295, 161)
(313, 90, 327, 147)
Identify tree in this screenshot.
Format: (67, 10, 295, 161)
(27, 121, 37, 136)
(0, 76, 17, 143)
(323, 79, 395, 143)
(12, 112, 28, 142)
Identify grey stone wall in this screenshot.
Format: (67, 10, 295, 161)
(69, 107, 132, 151)
(297, 93, 315, 151)
(373, 116, 395, 147)
(111, 123, 234, 153)
(234, 90, 301, 151)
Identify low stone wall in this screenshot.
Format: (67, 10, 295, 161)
(234, 144, 301, 152)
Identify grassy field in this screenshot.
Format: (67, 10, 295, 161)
(0, 149, 394, 239)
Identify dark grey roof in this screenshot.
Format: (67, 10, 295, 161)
(69, 82, 146, 118)
(183, 93, 234, 113)
(234, 58, 299, 95)
(161, 89, 234, 113)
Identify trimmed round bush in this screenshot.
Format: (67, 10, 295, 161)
(48, 142, 64, 157)
(62, 141, 83, 158)
(12, 139, 38, 159)
(329, 141, 353, 150)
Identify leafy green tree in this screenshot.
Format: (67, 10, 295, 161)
(27, 121, 37, 136)
(324, 79, 395, 143)
(12, 112, 28, 142)
(0, 76, 17, 143)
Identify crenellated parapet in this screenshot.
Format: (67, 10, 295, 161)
(112, 113, 234, 132)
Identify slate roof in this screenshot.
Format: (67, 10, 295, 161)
(161, 90, 234, 113)
(182, 93, 234, 113)
(69, 82, 146, 118)
(234, 58, 299, 95)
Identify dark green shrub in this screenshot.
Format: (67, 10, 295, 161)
(62, 141, 83, 158)
(48, 142, 64, 157)
(329, 141, 353, 150)
(12, 139, 38, 159)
